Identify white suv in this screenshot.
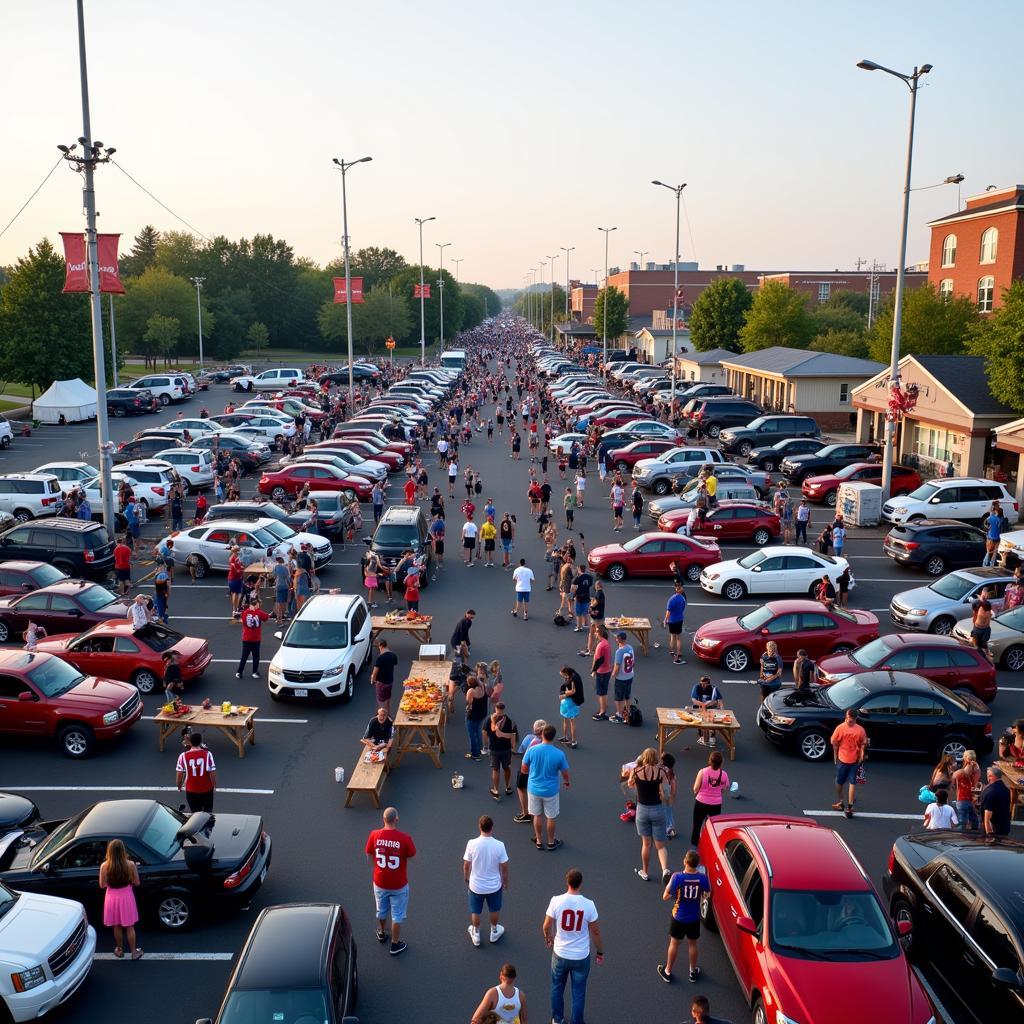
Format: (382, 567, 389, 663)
(881, 477, 1017, 525)
(231, 368, 304, 392)
(268, 593, 372, 701)
(115, 461, 179, 511)
(126, 375, 185, 406)
(0, 474, 63, 522)
(155, 448, 215, 490)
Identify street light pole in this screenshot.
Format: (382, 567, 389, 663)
(560, 246, 575, 318)
(190, 276, 205, 369)
(538, 262, 547, 334)
(108, 294, 118, 388)
(597, 227, 617, 371)
(452, 257, 463, 284)
(634, 249, 647, 270)
(547, 253, 559, 343)
(652, 181, 687, 399)
(857, 58, 932, 495)
(436, 242, 450, 347)
(415, 216, 435, 365)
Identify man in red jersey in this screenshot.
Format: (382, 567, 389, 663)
(365, 806, 416, 956)
(175, 732, 217, 813)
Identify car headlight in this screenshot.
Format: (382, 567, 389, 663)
(776, 1013, 802, 1024)
(269, 666, 282, 679)
(908, 608, 928, 617)
(822, 672, 850, 682)
(696, 637, 719, 648)
(322, 665, 345, 678)
(704, 572, 720, 581)
(893, 506, 908, 515)
(771, 714, 796, 726)
(11, 965, 46, 992)
(102, 711, 119, 726)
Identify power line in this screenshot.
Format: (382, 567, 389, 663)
(680, 191, 698, 265)
(110, 160, 214, 243)
(0, 157, 64, 243)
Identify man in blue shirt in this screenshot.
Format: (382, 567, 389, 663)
(521, 724, 570, 851)
(663, 582, 688, 665)
(659, 849, 711, 984)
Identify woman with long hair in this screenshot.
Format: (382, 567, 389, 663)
(627, 747, 671, 884)
(691, 750, 730, 846)
(99, 839, 142, 959)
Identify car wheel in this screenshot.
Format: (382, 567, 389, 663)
(752, 998, 767, 1024)
(825, 490, 837, 508)
(13, 508, 32, 524)
(798, 729, 829, 762)
(707, 423, 722, 439)
(723, 580, 747, 601)
(159, 394, 170, 406)
(685, 563, 702, 583)
(737, 441, 752, 457)
(156, 890, 193, 930)
(652, 479, 670, 496)
(607, 563, 627, 582)
(723, 646, 751, 673)
(1002, 645, 1024, 672)
(341, 668, 355, 704)
(925, 554, 947, 576)
(271, 486, 288, 502)
(0, 619, 8, 643)
(762, 459, 776, 472)
(58, 723, 94, 759)
(616, 461, 629, 473)
(187, 555, 209, 579)
(939, 735, 968, 764)
(891, 897, 916, 956)
(699, 888, 717, 932)
(132, 669, 159, 694)
(929, 616, 955, 636)
(113, 406, 126, 417)
(752, 528, 771, 547)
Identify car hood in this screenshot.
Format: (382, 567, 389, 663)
(55, 675, 138, 708)
(588, 543, 627, 561)
(32, 635, 78, 654)
(270, 646, 344, 672)
(781, 453, 819, 467)
(891, 584, 956, 613)
(647, 497, 686, 516)
(815, 651, 861, 679)
(803, 472, 840, 487)
(633, 458, 669, 474)
(693, 617, 744, 644)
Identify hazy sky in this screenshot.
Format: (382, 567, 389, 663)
(2, 1, 1021, 290)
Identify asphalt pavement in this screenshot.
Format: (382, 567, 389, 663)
(1, 377, 1017, 1024)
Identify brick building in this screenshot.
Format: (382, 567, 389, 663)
(758, 270, 926, 306)
(927, 185, 1024, 312)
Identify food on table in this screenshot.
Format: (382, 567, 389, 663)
(399, 676, 444, 713)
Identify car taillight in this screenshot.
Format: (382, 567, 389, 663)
(41, 496, 56, 505)
(153, 486, 165, 496)
(191, 466, 201, 472)
(765, 476, 772, 486)
(887, 846, 896, 874)
(902, 541, 919, 550)
(984, 722, 993, 735)
(223, 832, 265, 889)
(84, 549, 95, 562)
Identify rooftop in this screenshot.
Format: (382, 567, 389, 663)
(912, 355, 1019, 417)
(720, 346, 884, 378)
(678, 348, 737, 365)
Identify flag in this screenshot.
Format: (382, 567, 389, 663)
(60, 232, 89, 293)
(414, 283, 431, 299)
(333, 276, 364, 304)
(96, 233, 125, 294)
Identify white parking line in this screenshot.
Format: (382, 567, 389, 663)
(8, 786, 274, 794)
(94, 952, 234, 961)
(804, 809, 1023, 826)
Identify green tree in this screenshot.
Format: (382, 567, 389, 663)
(120, 225, 161, 279)
(592, 286, 629, 342)
(230, 235, 299, 346)
(809, 330, 870, 359)
(461, 292, 485, 331)
(823, 289, 870, 318)
(206, 287, 255, 360)
(462, 282, 502, 317)
(739, 281, 814, 352)
(688, 277, 753, 352)
(154, 230, 203, 279)
(386, 266, 464, 344)
(809, 303, 865, 339)
(348, 247, 408, 291)
(247, 321, 269, 356)
(318, 286, 413, 354)
(119, 266, 202, 361)
(868, 283, 978, 363)
(142, 313, 180, 364)
(966, 280, 1024, 411)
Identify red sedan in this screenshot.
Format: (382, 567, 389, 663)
(801, 462, 923, 507)
(607, 440, 678, 472)
(332, 427, 413, 459)
(815, 633, 997, 703)
(587, 531, 720, 582)
(0, 580, 130, 645)
(258, 464, 375, 502)
(592, 410, 648, 429)
(308, 439, 404, 471)
(692, 599, 879, 673)
(35, 620, 212, 695)
(658, 501, 781, 546)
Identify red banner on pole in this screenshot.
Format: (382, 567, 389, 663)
(333, 277, 364, 304)
(96, 233, 125, 294)
(60, 232, 89, 293)
(414, 283, 431, 299)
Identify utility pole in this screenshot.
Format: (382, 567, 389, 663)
(652, 181, 687, 397)
(854, 257, 867, 272)
(634, 249, 647, 270)
(415, 216, 435, 364)
(436, 242, 450, 346)
(597, 227, 617, 370)
(190, 276, 205, 369)
(547, 253, 559, 343)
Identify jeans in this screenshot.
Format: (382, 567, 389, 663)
(238, 640, 261, 675)
(956, 798, 979, 831)
(795, 520, 808, 545)
(466, 716, 484, 757)
(551, 952, 591, 1024)
(154, 594, 168, 623)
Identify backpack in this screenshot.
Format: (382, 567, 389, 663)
(475, 480, 483, 495)
(552, 613, 568, 627)
(627, 699, 643, 727)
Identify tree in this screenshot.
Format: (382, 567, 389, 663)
(809, 330, 870, 359)
(809, 303, 865, 339)
(867, 283, 978, 363)
(206, 287, 255, 360)
(386, 266, 464, 344)
(824, 289, 870, 318)
(318, 286, 413, 354)
(966, 280, 1024, 411)
(592, 286, 629, 342)
(141, 313, 180, 365)
(154, 230, 203, 279)
(247, 321, 269, 356)
(230, 235, 299, 346)
(461, 292, 485, 332)
(462, 282, 502, 317)
(119, 266, 201, 359)
(688, 277, 753, 352)
(348, 247, 408, 291)
(120, 225, 161, 279)
(739, 281, 814, 352)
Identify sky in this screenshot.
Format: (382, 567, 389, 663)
(2, 1, 1022, 292)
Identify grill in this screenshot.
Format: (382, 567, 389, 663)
(119, 691, 141, 720)
(49, 916, 87, 978)
(283, 670, 323, 684)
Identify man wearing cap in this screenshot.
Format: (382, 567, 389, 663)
(980, 765, 1012, 837)
(609, 632, 636, 724)
(795, 499, 811, 546)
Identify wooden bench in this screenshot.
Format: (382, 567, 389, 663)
(345, 750, 389, 807)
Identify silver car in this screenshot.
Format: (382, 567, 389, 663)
(889, 566, 1015, 635)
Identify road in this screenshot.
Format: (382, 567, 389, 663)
(0, 375, 1013, 1024)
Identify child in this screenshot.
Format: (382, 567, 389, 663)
(924, 788, 959, 830)
(558, 455, 568, 479)
(660, 752, 678, 838)
(404, 572, 420, 615)
(23, 621, 46, 652)
(558, 666, 582, 749)
(161, 651, 183, 703)
(575, 470, 586, 508)
(194, 493, 208, 525)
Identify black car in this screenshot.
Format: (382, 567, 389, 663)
(0, 800, 271, 931)
(718, 415, 821, 458)
(113, 436, 184, 464)
(0, 518, 115, 579)
(207, 496, 354, 540)
(746, 436, 827, 472)
(779, 443, 879, 483)
(685, 397, 763, 438)
(757, 669, 993, 762)
(0, 792, 40, 837)
(321, 364, 380, 385)
(199, 903, 358, 1024)
(366, 506, 432, 585)
(106, 388, 157, 417)
(190, 434, 269, 472)
(883, 832, 1024, 1024)
(883, 519, 988, 577)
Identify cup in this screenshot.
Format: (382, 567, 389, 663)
(334, 767, 345, 783)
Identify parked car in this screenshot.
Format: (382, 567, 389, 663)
(803, 463, 923, 507)
(0, 800, 271, 931)
(322, 363, 380, 383)
(746, 436, 827, 472)
(658, 500, 778, 545)
(780, 443, 880, 484)
(190, 432, 270, 471)
(698, 815, 935, 1024)
(883, 831, 1024, 1024)
(882, 477, 1018, 526)
(646, 471, 770, 517)
(115, 461, 180, 512)
(124, 375, 185, 405)
(0, 475, 63, 523)
(953, 604, 1024, 672)
(693, 600, 879, 673)
(113, 436, 183, 464)
(549, 433, 589, 456)
(106, 387, 157, 416)
(817, 633, 997, 703)
(285, 451, 389, 484)
(685, 397, 763, 438)
(0, 580, 130, 643)
(209, 413, 296, 446)
(367, 507, 434, 584)
(718, 414, 820, 457)
(631, 447, 728, 495)
(0, 519, 115, 579)
(31, 462, 99, 487)
(305, 439, 403, 472)
(586, 532, 720, 583)
(0, 561, 67, 597)
(154, 448, 215, 491)
(606, 439, 679, 472)
(997, 528, 1024, 569)
(890, 567, 1016, 635)
(231, 367, 304, 392)
(258, 464, 374, 503)
(700, 546, 849, 601)
(160, 417, 223, 439)
(757, 670, 994, 762)
(883, 519, 988, 576)
(208, 494, 354, 541)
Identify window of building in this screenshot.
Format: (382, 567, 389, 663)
(839, 383, 850, 405)
(978, 276, 995, 313)
(941, 234, 957, 267)
(817, 282, 831, 303)
(939, 279, 954, 302)
(979, 227, 998, 264)
(911, 425, 957, 465)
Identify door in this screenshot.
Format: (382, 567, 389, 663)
(45, 839, 109, 914)
(762, 612, 802, 660)
(971, 901, 1024, 1021)
(854, 691, 905, 751)
(949, 527, 986, 567)
(350, 604, 371, 668)
(204, 529, 233, 569)
(931, 487, 963, 518)
(64, 634, 117, 676)
(796, 611, 841, 659)
(923, 865, 979, 998)
(0, 674, 38, 734)
(779, 555, 821, 594)
(901, 693, 954, 754)
(716, 838, 755, 980)
(660, 538, 695, 576)
(45, 594, 89, 633)
(8, 591, 51, 633)
(701, 508, 737, 540)
(918, 647, 959, 689)
(0, 525, 32, 557)
(747, 555, 788, 594)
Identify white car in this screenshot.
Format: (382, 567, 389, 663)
(700, 546, 849, 601)
(231, 368, 304, 392)
(549, 433, 588, 456)
(32, 462, 99, 486)
(211, 413, 296, 446)
(0, 883, 96, 1023)
(268, 592, 372, 701)
(881, 477, 1017, 526)
(115, 460, 180, 511)
(154, 448, 215, 490)
(162, 418, 223, 439)
(125, 374, 185, 405)
(0, 419, 12, 449)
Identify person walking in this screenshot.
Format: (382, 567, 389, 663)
(463, 815, 510, 947)
(558, 665, 583, 748)
(471, 964, 528, 1024)
(499, 512, 515, 569)
(658, 849, 711, 985)
(236, 597, 269, 679)
(153, 563, 171, 624)
(522, 724, 570, 851)
(543, 869, 603, 1024)
(480, 515, 498, 567)
(99, 839, 143, 960)
(590, 626, 612, 721)
(365, 806, 416, 956)
(663, 582, 688, 665)
(511, 558, 534, 620)
(485, 701, 517, 801)
(175, 731, 217, 813)
(569, 563, 593, 633)
(371, 639, 399, 710)
(463, 517, 479, 567)
(609, 631, 635, 724)
(631, 482, 644, 530)
(691, 750, 729, 846)
(513, 719, 546, 824)
(564, 487, 577, 529)
(627, 748, 671, 883)
(831, 707, 867, 818)
(113, 535, 133, 596)
(371, 481, 384, 524)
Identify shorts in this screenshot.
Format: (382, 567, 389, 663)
(667, 621, 683, 635)
(227, 578, 243, 594)
(516, 770, 529, 791)
(490, 749, 512, 771)
(516, 591, 530, 604)
(835, 760, 858, 787)
(275, 586, 289, 604)
(528, 792, 559, 818)
(614, 678, 633, 702)
(971, 626, 991, 651)
(501, 539, 512, 552)
(613, 505, 624, 517)
(115, 568, 131, 582)
(635, 802, 667, 840)
(364, 575, 379, 589)
(574, 601, 589, 617)
(484, 539, 495, 551)
(594, 672, 611, 696)
(373, 884, 409, 923)
(669, 918, 701, 941)
(433, 540, 444, 555)
(464, 537, 477, 550)
(468, 889, 503, 915)
(375, 683, 393, 705)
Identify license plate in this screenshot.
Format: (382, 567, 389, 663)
(293, 688, 308, 697)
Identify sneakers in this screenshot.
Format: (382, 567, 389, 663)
(490, 924, 505, 943)
(376, 928, 387, 943)
(468, 925, 481, 947)
(547, 838, 563, 851)
(389, 941, 407, 956)
(592, 712, 608, 721)
(513, 813, 532, 823)
(689, 967, 701, 983)
(657, 964, 673, 984)
(251, 673, 259, 679)
(235, 672, 242, 679)
(490, 788, 500, 801)
(696, 736, 706, 746)
(634, 868, 650, 881)
(662, 869, 671, 885)
(608, 714, 624, 723)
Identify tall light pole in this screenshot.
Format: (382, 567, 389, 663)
(190, 276, 205, 369)
(597, 227, 617, 370)
(332, 155, 372, 403)
(436, 241, 451, 347)
(857, 58, 932, 495)
(560, 245, 575, 318)
(415, 216, 435, 365)
(108, 294, 119, 388)
(547, 253, 559, 342)
(652, 181, 686, 394)
(452, 257, 463, 284)
(634, 249, 647, 270)
(537, 261, 547, 334)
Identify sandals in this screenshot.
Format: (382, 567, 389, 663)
(131, 949, 144, 960)
(113, 947, 124, 959)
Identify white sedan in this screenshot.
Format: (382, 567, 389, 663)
(162, 417, 224, 438)
(700, 546, 849, 602)
(549, 433, 588, 456)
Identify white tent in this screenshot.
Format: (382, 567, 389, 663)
(33, 378, 97, 424)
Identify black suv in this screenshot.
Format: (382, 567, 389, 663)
(779, 443, 879, 483)
(883, 519, 987, 576)
(684, 397, 762, 438)
(366, 506, 432, 585)
(718, 415, 820, 457)
(113, 436, 183, 464)
(746, 437, 826, 471)
(106, 388, 157, 417)
(0, 518, 115, 578)
(199, 903, 358, 1024)
(883, 833, 1024, 1024)
(321, 364, 380, 385)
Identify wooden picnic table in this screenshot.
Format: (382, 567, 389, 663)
(370, 614, 432, 646)
(996, 759, 1024, 821)
(656, 706, 741, 762)
(605, 616, 652, 656)
(390, 660, 451, 768)
(154, 705, 258, 758)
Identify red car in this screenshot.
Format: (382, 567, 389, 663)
(308, 439, 404, 471)
(0, 648, 143, 758)
(592, 410, 648, 429)
(698, 814, 935, 1024)
(607, 440, 678, 472)
(692, 599, 879, 672)
(35, 620, 213, 695)
(0, 580, 130, 645)
(802, 462, 923, 507)
(658, 501, 781, 547)
(816, 633, 997, 703)
(331, 427, 413, 460)
(0, 560, 68, 597)
(587, 531, 720, 582)
(258, 463, 375, 502)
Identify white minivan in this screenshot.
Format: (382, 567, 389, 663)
(881, 477, 1017, 525)
(126, 375, 185, 405)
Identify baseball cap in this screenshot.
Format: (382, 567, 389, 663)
(616, 631, 627, 641)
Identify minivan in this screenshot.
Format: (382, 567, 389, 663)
(718, 415, 820, 457)
(366, 506, 432, 583)
(881, 477, 1017, 526)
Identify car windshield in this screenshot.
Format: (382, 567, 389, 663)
(0, 882, 18, 920)
(373, 525, 418, 547)
(260, 520, 297, 542)
(771, 890, 897, 960)
(621, 535, 651, 553)
(738, 607, 775, 630)
(284, 617, 349, 649)
(250, 529, 279, 549)
(928, 573, 975, 601)
(907, 482, 942, 502)
(738, 551, 767, 569)
(30, 564, 67, 586)
(850, 638, 894, 666)
(139, 803, 185, 860)
(996, 606, 1024, 633)
(219, 989, 330, 1024)
(27, 655, 87, 697)
(77, 585, 121, 612)
(825, 679, 869, 709)
(135, 623, 186, 653)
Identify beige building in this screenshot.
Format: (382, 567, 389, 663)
(634, 327, 692, 364)
(674, 348, 733, 385)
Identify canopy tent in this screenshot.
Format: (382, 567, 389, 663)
(32, 378, 97, 424)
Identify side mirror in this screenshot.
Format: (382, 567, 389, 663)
(38, 861, 52, 875)
(273, 631, 283, 641)
(760, 628, 770, 636)
(736, 915, 759, 936)
(896, 919, 913, 938)
(992, 967, 1024, 991)
(752, 565, 762, 572)
(18, 691, 35, 702)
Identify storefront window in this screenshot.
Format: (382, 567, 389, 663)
(911, 424, 957, 464)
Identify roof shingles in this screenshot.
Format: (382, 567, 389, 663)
(719, 346, 884, 378)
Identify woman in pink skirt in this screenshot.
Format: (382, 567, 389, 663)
(99, 839, 142, 959)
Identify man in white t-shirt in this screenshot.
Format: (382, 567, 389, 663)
(448, 459, 459, 497)
(462, 518, 479, 566)
(543, 868, 603, 1024)
(511, 557, 535, 621)
(462, 814, 509, 947)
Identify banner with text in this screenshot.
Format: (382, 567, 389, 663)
(60, 232, 89, 293)
(96, 233, 125, 294)
(333, 276, 364, 303)
(413, 283, 431, 299)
